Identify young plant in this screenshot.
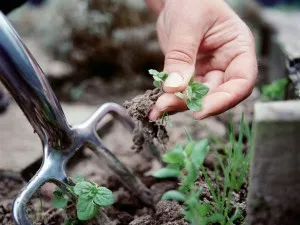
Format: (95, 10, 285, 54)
(200, 115, 252, 225)
(261, 78, 288, 101)
(149, 69, 209, 111)
(148, 69, 168, 88)
(52, 176, 114, 222)
(153, 135, 216, 225)
(153, 115, 252, 225)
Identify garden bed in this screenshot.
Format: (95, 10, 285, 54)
(0, 72, 255, 224)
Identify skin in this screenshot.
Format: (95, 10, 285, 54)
(145, 0, 258, 120)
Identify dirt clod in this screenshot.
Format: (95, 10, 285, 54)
(155, 201, 187, 225)
(129, 215, 154, 225)
(123, 88, 169, 152)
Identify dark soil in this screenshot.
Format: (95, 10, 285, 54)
(0, 157, 248, 225)
(123, 88, 169, 152)
(0, 172, 24, 224)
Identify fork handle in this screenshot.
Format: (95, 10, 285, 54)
(0, 11, 72, 149)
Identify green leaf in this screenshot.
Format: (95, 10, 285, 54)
(74, 181, 97, 199)
(94, 187, 114, 206)
(158, 72, 168, 81)
(187, 86, 193, 99)
(77, 197, 99, 221)
(229, 208, 241, 223)
(161, 190, 186, 202)
(162, 146, 184, 165)
(186, 98, 202, 111)
(153, 80, 161, 88)
(183, 161, 198, 184)
(153, 167, 180, 178)
(190, 139, 209, 166)
(72, 173, 85, 183)
(197, 203, 211, 217)
(175, 92, 185, 99)
(153, 76, 163, 81)
(206, 213, 225, 223)
(190, 82, 209, 97)
(148, 69, 159, 76)
(188, 76, 195, 85)
(68, 185, 75, 194)
(184, 141, 195, 157)
(52, 190, 68, 209)
(195, 187, 203, 198)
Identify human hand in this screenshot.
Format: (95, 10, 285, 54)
(145, 0, 257, 120)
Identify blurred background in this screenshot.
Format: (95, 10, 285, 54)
(2, 0, 299, 105)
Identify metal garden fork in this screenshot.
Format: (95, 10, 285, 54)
(0, 11, 153, 225)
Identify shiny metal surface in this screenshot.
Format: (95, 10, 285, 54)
(0, 11, 153, 225)
(0, 11, 72, 150)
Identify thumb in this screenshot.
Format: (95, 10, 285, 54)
(162, 23, 202, 93)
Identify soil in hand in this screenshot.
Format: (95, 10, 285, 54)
(123, 88, 169, 152)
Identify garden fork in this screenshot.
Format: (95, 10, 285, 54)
(0, 11, 153, 225)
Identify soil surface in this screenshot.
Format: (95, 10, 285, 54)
(0, 146, 248, 225)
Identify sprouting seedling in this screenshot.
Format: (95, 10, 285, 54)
(153, 116, 252, 225)
(175, 77, 209, 111)
(52, 177, 114, 222)
(148, 69, 168, 88)
(153, 135, 213, 224)
(74, 181, 114, 220)
(148, 69, 209, 112)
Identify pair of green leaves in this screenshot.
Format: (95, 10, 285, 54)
(153, 139, 209, 178)
(175, 78, 209, 111)
(148, 69, 168, 88)
(148, 69, 209, 111)
(52, 180, 114, 221)
(74, 181, 114, 220)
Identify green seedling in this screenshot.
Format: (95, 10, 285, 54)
(153, 115, 252, 225)
(148, 69, 209, 111)
(175, 78, 209, 111)
(153, 135, 213, 225)
(52, 176, 114, 222)
(148, 69, 168, 88)
(261, 78, 288, 101)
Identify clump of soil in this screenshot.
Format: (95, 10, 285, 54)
(129, 201, 188, 225)
(123, 88, 169, 152)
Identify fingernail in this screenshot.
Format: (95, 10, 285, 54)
(149, 108, 160, 121)
(164, 72, 183, 88)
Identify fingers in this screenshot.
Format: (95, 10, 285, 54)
(193, 52, 257, 120)
(149, 70, 224, 121)
(149, 93, 187, 121)
(161, 0, 212, 93)
(198, 70, 224, 90)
